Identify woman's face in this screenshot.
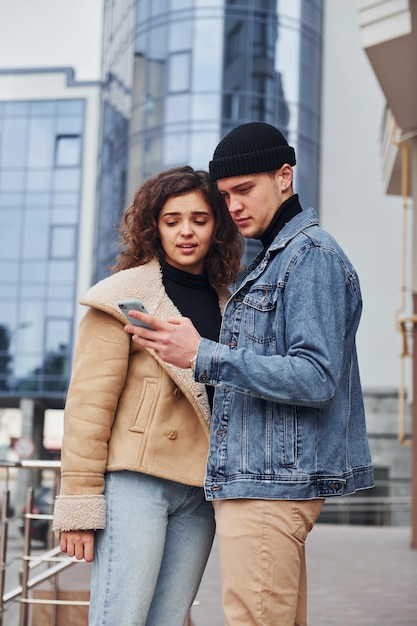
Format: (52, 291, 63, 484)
(157, 191, 215, 274)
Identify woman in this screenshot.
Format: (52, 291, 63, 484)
(52, 166, 242, 626)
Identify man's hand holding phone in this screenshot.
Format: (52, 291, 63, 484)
(121, 302, 201, 370)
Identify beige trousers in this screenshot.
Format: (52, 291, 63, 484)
(213, 498, 324, 626)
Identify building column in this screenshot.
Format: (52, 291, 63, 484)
(15, 399, 45, 510)
(410, 136, 417, 549)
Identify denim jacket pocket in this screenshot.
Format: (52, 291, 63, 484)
(242, 286, 277, 347)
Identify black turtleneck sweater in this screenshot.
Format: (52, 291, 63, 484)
(162, 262, 221, 408)
(259, 194, 302, 251)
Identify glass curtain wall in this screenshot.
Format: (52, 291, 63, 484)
(0, 99, 85, 399)
(97, 0, 323, 274)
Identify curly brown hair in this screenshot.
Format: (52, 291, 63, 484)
(112, 166, 243, 290)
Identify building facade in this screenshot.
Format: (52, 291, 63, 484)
(96, 0, 324, 279)
(0, 69, 101, 410)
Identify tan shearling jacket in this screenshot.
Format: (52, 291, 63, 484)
(53, 260, 229, 532)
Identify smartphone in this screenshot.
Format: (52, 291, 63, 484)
(118, 299, 155, 330)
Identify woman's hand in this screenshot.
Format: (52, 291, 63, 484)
(60, 530, 95, 562)
(124, 311, 201, 369)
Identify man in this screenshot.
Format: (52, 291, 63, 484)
(126, 122, 374, 626)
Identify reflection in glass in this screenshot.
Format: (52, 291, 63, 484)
(51, 207, 78, 225)
(0, 324, 13, 391)
(164, 132, 188, 166)
(4, 102, 29, 116)
(57, 100, 85, 116)
(46, 319, 71, 353)
(191, 94, 221, 121)
(0, 170, 25, 191)
(30, 101, 56, 115)
(25, 192, 51, 207)
(48, 260, 75, 284)
(27, 170, 52, 191)
(190, 130, 219, 169)
(22, 211, 49, 259)
(0, 285, 18, 299)
(47, 284, 74, 300)
(27, 117, 55, 168)
(46, 301, 73, 317)
(51, 226, 75, 258)
(168, 53, 190, 92)
(169, 19, 192, 51)
(166, 94, 190, 123)
(55, 135, 81, 167)
(0, 192, 23, 206)
(56, 115, 84, 134)
(0, 97, 83, 398)
(151, 0, 169, 16)
(1, 119, 28, 167)
(0, 261, 19, 282)
(0, 211, 22, 259)
(149, 25, 167, 59)
(193, 18, 223, 92)
(52, 191, 80, 206)
(53, 168, 81, 190)
(21, 284, 47, 300)
(21, 261, 47, 282)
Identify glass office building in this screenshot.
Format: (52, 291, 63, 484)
(96, 0, 324, 277)
(0, 0, 323, 407)
(0, 99, 85, 401)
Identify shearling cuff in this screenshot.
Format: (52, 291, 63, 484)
(52, 494, 106, 532)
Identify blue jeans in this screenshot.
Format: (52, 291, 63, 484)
(89, 471, 215, 626)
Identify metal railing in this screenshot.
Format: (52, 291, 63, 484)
(0, 460, 89, 626)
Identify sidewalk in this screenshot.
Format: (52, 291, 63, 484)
(191, 523, 417, 626)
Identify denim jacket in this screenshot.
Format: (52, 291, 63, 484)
(195, 207, 374, 501)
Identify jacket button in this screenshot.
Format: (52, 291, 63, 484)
(173, 388, 183, 399)
(167, 430, 178, 440)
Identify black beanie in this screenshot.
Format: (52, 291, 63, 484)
(209, 122, 296, 181)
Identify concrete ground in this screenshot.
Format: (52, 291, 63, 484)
(191, 523, 417, 626)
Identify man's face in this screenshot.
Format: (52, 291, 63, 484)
(217, 170, 287, 238)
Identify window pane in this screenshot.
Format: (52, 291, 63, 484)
(0, 192, 23, 207)
(21, 261, 47, 282)
(28, 117, 55, 168)
(52, 191, 79, 206)
(164, 132, 188, 165)
(169, 53, 190, 92)
(21, 283, 47, 299)
(55, 135, 81, 167)
(48, 260, 75, 283)
(0, 170, 25, 191)
(57, 101, 85, 116)
(56, 116, 84, 134)
(0, 261, 19, 283)
(22, 211, 49, 259)
(30, 101, 57, 115)
(50, 226, 75, 258)
(45, 318, 71, 352)
(27, 170, 52, 191)
(169, 20, 192, 51)
(0, 211, 22, 259)
(1, 119, 28, 167)
(51, 207, 77, 224)
(25, 192, 51, 207)
(149, 25, 167, 59)
(53, 169, 81, 190)
(193, 18, 223, 91)
(4, 102, 29, 116)
(165, 94, 190, 123)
